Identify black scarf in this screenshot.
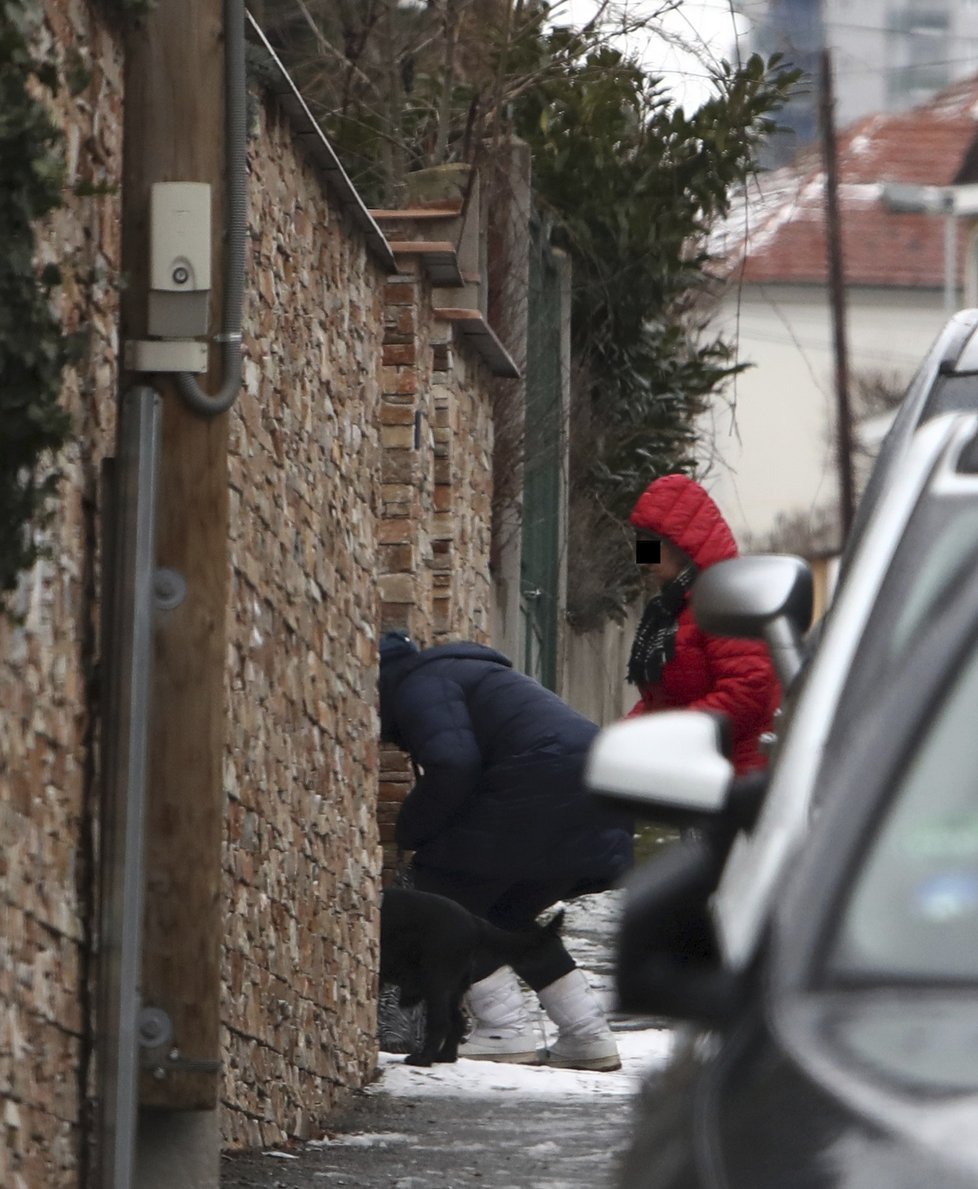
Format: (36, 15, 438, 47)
(627, 563, 698, 687)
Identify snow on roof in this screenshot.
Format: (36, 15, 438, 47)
(716, 73, 978, 289)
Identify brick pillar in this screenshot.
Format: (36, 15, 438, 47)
(377, 261, 434, 880)
(428, 343, 494, 646)
(374, 227, 499, 878)
(430, 341, 454, 639)
(378, 262, 434, 639)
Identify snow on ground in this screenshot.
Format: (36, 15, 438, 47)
(373, 1028, 673, 1100)
(371, 888, 676, 1101)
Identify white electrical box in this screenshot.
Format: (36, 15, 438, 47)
(148, 181, 212, 338)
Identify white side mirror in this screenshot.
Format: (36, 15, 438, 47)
(693, 555, 813, 688)
(585, 712, 735, 814)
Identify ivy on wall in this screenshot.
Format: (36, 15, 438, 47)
(0, 0, 73, 606)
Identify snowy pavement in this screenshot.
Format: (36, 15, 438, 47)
(373, 891, 673, 1101)
(221, 890, 675, 1188)
(373, 1025, 671, 1101)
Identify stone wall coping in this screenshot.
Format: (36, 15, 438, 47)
(246, 12, 396, 271)
(369, 205, 463, 220)
(387, 241, 464, 287)
(433, 307, 521, 378)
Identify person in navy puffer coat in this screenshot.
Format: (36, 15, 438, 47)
(379, 632, 633, 1071)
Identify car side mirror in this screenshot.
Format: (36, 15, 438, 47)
(585, 712, 734, 822)
(692, 555, 813, 688)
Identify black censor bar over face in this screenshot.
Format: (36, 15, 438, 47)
(635, 539, 661, 565)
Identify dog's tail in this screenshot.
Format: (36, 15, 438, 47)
(475, 909, 565, 965)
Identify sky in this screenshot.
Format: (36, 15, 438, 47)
(556, 0, 750, 110)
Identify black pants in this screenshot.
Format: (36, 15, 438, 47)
(411, 865, 579, 989)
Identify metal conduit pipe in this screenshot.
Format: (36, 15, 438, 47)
(175, 0, 247, 416)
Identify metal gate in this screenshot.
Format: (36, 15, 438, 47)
(521, 217, 564, 690)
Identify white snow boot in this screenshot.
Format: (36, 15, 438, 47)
(459, 967, 543, 1064)
(538, 969, 622, 1072)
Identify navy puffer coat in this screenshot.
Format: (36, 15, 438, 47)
(380, 642, 633, 888)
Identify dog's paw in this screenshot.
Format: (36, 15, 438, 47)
(403, 1052, 434, 1067)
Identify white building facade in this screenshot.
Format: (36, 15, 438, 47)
(700, 286, 952, 548)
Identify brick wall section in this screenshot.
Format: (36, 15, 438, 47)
(429, 345, 494, 644)
(0, 4, 124, 1186)
(376, 254, 495, 878)
(377, 259, 434, 871)
(379, 260, 436, 642)
(219, 92, 386, 1148)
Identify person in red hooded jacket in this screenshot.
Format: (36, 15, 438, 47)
(627, 474, 780, 774)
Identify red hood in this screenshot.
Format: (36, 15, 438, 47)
(629, 474, 738, 570)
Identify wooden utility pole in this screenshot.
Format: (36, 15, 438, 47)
(819, 49, 857, 541)
(119, 0, 229, 1115)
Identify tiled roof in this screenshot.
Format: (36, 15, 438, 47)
(716, 74, 978, 288)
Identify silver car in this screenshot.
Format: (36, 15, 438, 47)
(586, 412, 978, 1187)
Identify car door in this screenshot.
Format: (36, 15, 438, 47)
(759, 553, 978, 1189)
(712, 412, 978, 973)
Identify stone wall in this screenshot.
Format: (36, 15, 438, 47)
(218, 82, 388, 1148)
(0, 2, 124, 1185)
(1, 1, 508, 1179)
(561, 609, 642, 727)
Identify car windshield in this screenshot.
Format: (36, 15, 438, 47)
(828, 627, 978, 982)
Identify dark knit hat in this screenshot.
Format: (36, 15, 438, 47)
(379, 629, 419, 664)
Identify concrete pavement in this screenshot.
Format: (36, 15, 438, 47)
(220, 892, 672, 1188)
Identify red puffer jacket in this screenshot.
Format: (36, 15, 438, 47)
(628, 474, 780, 775)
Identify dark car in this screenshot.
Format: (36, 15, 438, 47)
(586, 412, 978, 1188)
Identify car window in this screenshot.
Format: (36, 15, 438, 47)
(839, 361, 978, 582)
(826, 499, 978, 761)
(885, 504, 978, 660)
(828, 631, 978, 982)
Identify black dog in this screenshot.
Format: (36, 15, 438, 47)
(379, 887, 564, 1066)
